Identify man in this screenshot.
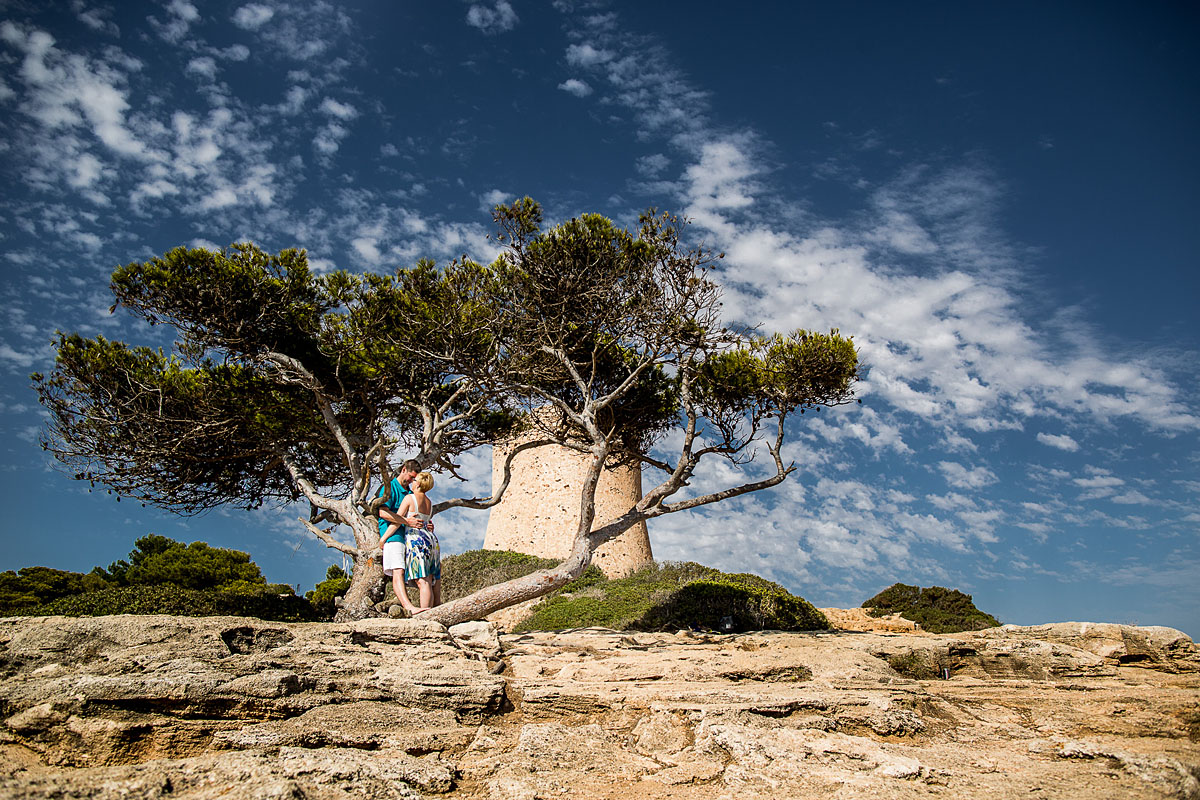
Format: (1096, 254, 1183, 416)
(377, 458, 423, 536)
(376, 459, 433, 612)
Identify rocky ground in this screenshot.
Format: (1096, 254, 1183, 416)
(0, 613, 1196, 799)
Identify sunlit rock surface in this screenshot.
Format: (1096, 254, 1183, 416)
(1, 614, 1197, 799)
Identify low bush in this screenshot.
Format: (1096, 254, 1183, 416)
(0, 567, 110, 615)
(886, 649, 949, 680)
(306, 565, 352, 619)
(439, 549, 560, 602)
(863, 582, 1000, 633)
(439, 549, 605, 603)
(514, 561, 828, 633)
(27, 584, 320, 622)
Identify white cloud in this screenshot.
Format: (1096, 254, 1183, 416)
(635, 153, 669, 177)
(2, 23, 151, 160)
(319, 97, 357, 120)
(279, 85, 308, 115)
(465, 1, 519, 34)
(67, 152, 104, 188)
(1073, 468, 1124, 501)
(1037, 432, 1079, 452)
(565, 43, 613, 67)
(186, 57, 218, 80)
(0, 343, 39, 369)
(558, 15, 709, 141)
(74, 2, 120, 36)
(1111, 490, 1152, 505)
(479, 189, 509, 214)
(557, 78, 592, 98)
(866, 208, 937, 255)
(1073, 470, 1123, 489)
(233, 3, 275, 30)
(314, 122, 348, 155)
(938, 461, 998, 490)
(196, 186, 238, 211)
(223, 44, 251, 61)
(151, 0, 200, 44)
(806, 408, 911, 455)
(676, 136, 1199, 439)
(927, 492, 977, 512)
(352, 236, 382, 265)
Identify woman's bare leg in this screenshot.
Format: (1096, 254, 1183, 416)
(416, 577, 433, 610)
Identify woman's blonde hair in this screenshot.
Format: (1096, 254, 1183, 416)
(414, 472, 434, 492)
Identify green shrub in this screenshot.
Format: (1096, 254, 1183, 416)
(28, 584, 319, 622)
(0, 567, 110, 615)
(886, 649, 948, 680)
(514, 561, 828, 633)
(214, 587, 319, 622)
(439, 549, 561, 602)
(863, 582, 1000, 633)
(306, 565, 351, 619)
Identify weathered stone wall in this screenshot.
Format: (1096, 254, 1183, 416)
(482, 438, 652, 578)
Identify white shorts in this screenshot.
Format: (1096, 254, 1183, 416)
(382, 540, 406, 576)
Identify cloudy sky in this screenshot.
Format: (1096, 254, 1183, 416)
(2, 1, 1197, 634)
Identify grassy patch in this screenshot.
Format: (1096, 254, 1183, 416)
(439, 549, 606, 604)
(439, 549, 560, 602)
(513, 561, 828, 633)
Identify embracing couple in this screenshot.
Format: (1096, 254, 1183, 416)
(377, 458, 441, 615)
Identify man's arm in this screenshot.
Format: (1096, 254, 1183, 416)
(378, 507, 405, 525)
(378, 497, 428, 530)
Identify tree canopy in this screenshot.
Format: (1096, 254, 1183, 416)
(35, 243, 520, 618)
(35, 199, 860, 624)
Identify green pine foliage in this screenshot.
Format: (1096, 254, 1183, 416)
(94, 534, 268, 590)
(305, 565, 352, 619)
(0, 566, 110, 615)
(513, 561, 828, 633)
(863, 582, 1000, 633)
(2, 535, 316, 622)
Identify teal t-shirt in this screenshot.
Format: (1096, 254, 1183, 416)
(377, 478, 413, 540)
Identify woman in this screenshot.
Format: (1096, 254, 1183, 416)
(396, 471, 441, 612)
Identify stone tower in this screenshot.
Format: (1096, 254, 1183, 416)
(482, 438, 653, 578)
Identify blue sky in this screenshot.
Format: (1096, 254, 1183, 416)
(2, 1, 1197, 635)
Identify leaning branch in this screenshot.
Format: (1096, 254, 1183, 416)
(646, 413, 794, 516)
(298, 518, 358, 556)
(431, 436, 552, 513)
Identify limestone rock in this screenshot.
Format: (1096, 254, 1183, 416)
(973, 622, 1200, 672)
(1, 614, 1197, 799)
(820, 606, 921, 632)
(0, 746, 451, 799)
(448, 620, 503, 662)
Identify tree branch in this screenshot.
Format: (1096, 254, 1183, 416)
(299, 518, 358, 556)
(264, 350, 362, 485)
(431, 436, 552, 513)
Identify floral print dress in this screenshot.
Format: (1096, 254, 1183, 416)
(403, 513, 440, 581)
